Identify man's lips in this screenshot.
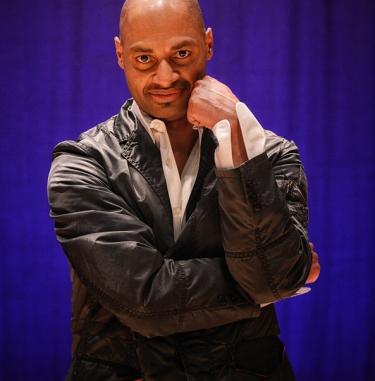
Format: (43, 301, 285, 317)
(148, 89, 184, 103)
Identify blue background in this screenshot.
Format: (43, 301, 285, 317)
(0, 0, 374, 380)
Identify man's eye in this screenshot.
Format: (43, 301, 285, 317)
(175, 50, 191, 59)
(136, 55, 152, 64)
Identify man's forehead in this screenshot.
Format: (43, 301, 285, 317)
(121, 8, 205, 48)
(128, 36, 199, 52)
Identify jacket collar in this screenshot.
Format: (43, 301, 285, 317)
(113, 99, 217, 238)
(114, 100, 172, 218)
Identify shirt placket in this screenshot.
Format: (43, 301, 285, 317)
(151, 120, 183, 240)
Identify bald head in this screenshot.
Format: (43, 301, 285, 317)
(119, 0, 205, 39)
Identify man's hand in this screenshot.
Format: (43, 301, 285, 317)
(187, 76, 248, 166)
(187, 76, 239, 128)
(306, 242, 320, 284)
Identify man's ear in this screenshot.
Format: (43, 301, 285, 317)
(205, 27, 213, 60)
(114, 36, 125, 69)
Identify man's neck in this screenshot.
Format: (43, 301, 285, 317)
(165, 118, 199, 175)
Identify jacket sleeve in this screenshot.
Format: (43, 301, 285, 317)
(47, 141, 260, 338)
(216, 138, 312, 305)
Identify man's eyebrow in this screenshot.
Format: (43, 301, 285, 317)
(128, 45, 153, 53)
(171, 39, 198, 50)
(128, 39, 198, 53)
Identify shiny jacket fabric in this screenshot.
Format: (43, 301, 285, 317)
(48, 99, 311, 380)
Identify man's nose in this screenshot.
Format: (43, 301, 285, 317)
(153, 60, 179, 87)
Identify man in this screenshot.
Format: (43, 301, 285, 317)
(48, 0, 320, 380)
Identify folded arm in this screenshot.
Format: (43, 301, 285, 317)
(48, 141, 260, 338)
(217, 139, 312, 304)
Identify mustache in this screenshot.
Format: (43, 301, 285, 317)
(146, 79, 191, 92)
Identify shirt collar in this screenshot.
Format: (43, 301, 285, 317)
(130, 100, 203, 146)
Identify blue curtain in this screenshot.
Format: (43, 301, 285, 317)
(1, 1, 374, 380)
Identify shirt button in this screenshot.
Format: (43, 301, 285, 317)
(151, 120, 165, 132)
(166, 157, 172, 167)
(173, 207, 182, 216)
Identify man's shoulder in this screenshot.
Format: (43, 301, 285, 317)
(264, 129, 301, 165)
(51, 100, 135, 159)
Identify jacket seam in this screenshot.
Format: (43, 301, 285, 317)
(224, 224, 292, 258)
(68, 257, 247, 319)
(225, 228, 296, 300)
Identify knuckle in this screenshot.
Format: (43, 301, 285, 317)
(188, 97, 197, 109)
(190, 88, 200, 99)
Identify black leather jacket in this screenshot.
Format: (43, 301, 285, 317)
(48, 99, 311, 380)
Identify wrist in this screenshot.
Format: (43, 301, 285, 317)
(230, 119, 248, 167)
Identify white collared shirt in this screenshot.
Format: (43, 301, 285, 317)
(131, 101, 265, 240)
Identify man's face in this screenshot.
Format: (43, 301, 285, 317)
(115, 4, 213, 122)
